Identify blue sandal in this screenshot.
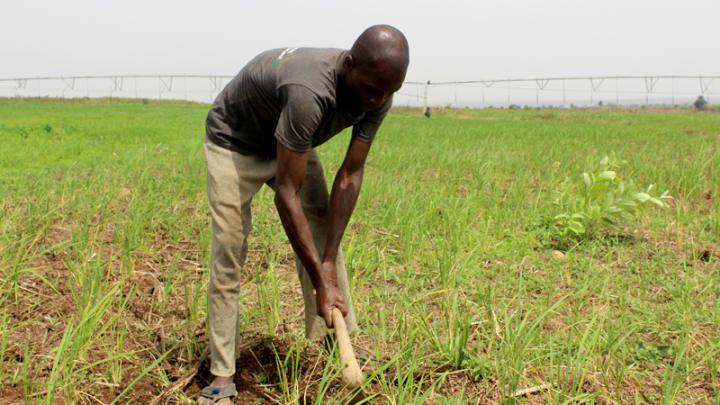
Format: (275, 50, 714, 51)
(199, 383, 237, 404)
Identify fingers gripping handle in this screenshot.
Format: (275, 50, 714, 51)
(331, 307, 363, 387)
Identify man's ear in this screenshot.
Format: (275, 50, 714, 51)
(344, 54, 355, 71)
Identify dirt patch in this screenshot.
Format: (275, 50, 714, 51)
(684, 129, 720, 138)
(533, 112, 571, 122)
(0, 386, 25, 405)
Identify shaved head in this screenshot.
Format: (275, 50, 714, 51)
(350, 24, 409, 75)
(339, 25, 409, 114)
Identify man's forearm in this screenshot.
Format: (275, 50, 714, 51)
(274, 189, 331, 289)
(323, 167, 363, 263)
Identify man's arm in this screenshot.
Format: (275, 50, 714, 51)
(319, 98, 388, 265)
(322, 137, 372, 266)
(274, 142, 349, 327)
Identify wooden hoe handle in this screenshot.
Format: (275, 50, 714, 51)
(331, 307, 363, 387)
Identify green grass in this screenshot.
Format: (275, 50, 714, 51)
(1, 99, 719, 403)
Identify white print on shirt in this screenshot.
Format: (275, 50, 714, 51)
(278, 47, 298, 60)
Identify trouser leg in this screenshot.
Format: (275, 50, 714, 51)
(294, 150, 358, 340)
(203, 137, 274, 377)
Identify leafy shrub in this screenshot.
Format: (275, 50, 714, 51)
(694, 96, 707, 111)
(545, 155, 672, 244)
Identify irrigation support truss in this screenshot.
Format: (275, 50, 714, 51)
(0, 74, 718, 107)
(0, 74, 238, 102)
(402, 75, 718, 108)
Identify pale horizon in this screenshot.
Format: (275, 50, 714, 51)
(2, 0, 718, 106)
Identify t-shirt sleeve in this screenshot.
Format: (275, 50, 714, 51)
(351, 94, 393, 143)
(274, 84, 324, 152)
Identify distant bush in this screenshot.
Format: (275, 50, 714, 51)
(694, 96, 708, 111)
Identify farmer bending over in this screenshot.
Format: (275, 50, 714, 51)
(199, 25, 409, 404)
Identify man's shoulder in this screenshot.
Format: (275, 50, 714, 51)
(246, 47, 344, 72)
(273, 48, 346, 97)
(273, 47, 345, 64)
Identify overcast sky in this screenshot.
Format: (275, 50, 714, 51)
(2, 0, 719, 82)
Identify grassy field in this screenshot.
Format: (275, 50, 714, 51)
(0, 99, 719, 404)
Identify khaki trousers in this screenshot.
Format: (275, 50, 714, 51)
(203, 136, 357, 377)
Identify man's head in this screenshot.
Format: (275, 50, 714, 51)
(340, 25, 409, 114)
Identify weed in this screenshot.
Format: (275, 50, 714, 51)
(545, 154, 672, 246)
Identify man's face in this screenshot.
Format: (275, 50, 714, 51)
(343, 58, 405, 114)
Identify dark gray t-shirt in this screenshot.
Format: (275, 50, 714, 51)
(205, 47, 392, 158)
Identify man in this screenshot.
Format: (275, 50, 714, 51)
(199, 25, 409, 404)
